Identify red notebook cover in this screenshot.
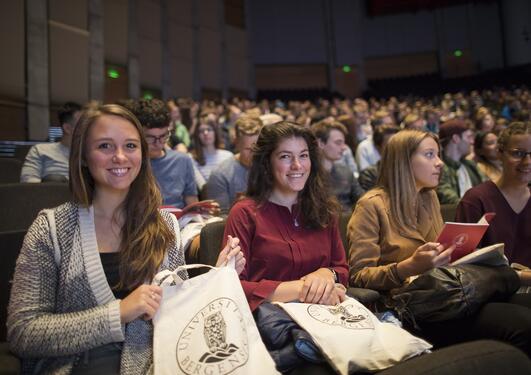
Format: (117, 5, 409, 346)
(437, 213, 496, 262)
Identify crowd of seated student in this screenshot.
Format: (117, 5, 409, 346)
(7, 86, 531, 372)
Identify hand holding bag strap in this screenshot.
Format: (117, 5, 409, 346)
(153, 257, 237, 286)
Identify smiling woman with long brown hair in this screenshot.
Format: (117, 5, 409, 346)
(223, 121, 348, 312)
(7, 104, 244, 375)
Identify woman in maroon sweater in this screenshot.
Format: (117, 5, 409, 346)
(456, 122, 531, 268)
(222, 121, 349, 311)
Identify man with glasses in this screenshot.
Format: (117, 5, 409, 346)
(127, 99, 197, 208)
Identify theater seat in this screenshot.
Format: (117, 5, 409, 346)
(0, 230, 25, 375)
(440, 203, 458, 223)
(0, 230, 25, 341)
(0, 183, 71, 232)
(0, 342, 19, 375)
(0, 159, 22, 184)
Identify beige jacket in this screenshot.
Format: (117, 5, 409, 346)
(348, 189, 443, 290)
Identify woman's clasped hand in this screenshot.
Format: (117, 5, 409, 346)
(299, 268, 346, 305)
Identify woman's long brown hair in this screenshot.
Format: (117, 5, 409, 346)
(376, 129, 443, 237)
(70, 104, 174, 290)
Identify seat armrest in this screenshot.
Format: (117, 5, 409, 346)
(0, 342, 20, 375)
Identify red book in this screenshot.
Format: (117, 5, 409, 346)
(437, 213, 496, 262)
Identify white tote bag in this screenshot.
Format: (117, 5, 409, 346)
(152, 260, 280, 375)
(276, 298, 432, 374)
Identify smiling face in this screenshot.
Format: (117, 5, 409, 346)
(500, 134, 531, 185)
(270, 136, 311, 199)
(85, 115, 142, 196)
(411, 137, 444, 191)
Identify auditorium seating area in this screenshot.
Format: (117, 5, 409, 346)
(1, 0, 530, 371)
(0, 80, 529, 375)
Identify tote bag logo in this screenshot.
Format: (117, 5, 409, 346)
(307, 303, 374, 330)
(176, 297, 249, 374)
(453, 233, 469, 247)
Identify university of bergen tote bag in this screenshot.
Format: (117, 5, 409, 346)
(152, 260, 279, 375)
(276, 297, 432, 374)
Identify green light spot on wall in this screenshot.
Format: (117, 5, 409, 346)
(454, 50, 463, 58)
(143, 92, 153, 100)
(107, 68, 120, 79)
(342, 65, 352, 73)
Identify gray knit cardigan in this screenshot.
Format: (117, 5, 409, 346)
(7, 202, 186, 375)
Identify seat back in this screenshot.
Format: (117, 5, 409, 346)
(0, 230, 26, 341)
(13, 145, 32, 162)
(198, 220, 227, 267)
(339, 211, 352, 258)
(0, 159, 22, 184)
(0, 183, 71, 232)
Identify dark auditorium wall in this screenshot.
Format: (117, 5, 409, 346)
(49, 0, 90, 106)
(0, 2, 26, 140)
(0, 0, 251, 141)
(249, 0, 531, 97)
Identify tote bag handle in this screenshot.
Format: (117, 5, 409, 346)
(153, 257, 236, 286)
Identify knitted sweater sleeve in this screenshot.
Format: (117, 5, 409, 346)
(161, 210, 188, 278)
(7, 212, 125, 358)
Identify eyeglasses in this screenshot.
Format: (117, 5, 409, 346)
(501, 149, 531, 160)
(145, 132, 170, 144)
(198, 127, 214, 134)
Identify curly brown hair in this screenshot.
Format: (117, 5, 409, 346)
(247, 121, 339, 229)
